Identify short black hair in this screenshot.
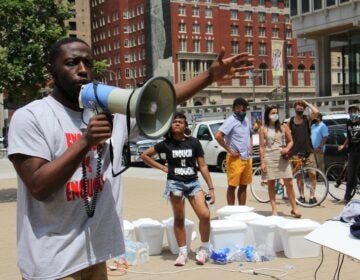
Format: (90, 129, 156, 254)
(173, 111, 187, 124)
(232, 97, 249, 110)
(348, 105, 360, 112)
(48, 37, 90, 65)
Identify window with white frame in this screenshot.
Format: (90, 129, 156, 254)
(205, 7, 212, 18)
(206, 40, 213, 53)
(246, 42, 253, 54)
(192, 23, 200, 33)
(125, 68, 131, 78)
(258, 12, 266, 22)
(245, 11, 252, 20)
(230, 10, 238, 20)
(272, 28, 279, 38)
(259, 43, 267, 55)
(298, 65, 305, 86)
(206, 24, 213, 34)
(287, 45, 292, 56)
(192, 6, 200, 17)
(271, 13, 278, 23)
(245, 27, 252, 36)
(231, 41, 239, 54)
(179, 38, 187, 52)
(231, 25, 238, 36)
(178, 5, 186, 16)
(179, 22, 186, 33)
(259, 27, 266, 37)
(193, 39, 200, 52)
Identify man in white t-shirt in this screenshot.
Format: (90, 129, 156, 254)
(8, 37, 253, 279)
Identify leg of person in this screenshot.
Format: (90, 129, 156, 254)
(315, 152, 325, 174)
(283, 178, 301, 218)
(59, 262, 108, 280)
(344, 153, 360, 202)
(170, 193, 188, 266)
(226, 155, 241, 205)
(296, 173, 305, 203)
(267, 180, 278, 215)
(188, 191, 211, 265)
(306, 154, 318, 204)
(237, 158, 252, 205)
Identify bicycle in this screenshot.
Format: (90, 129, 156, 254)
(250, 154, 329, 207)
(325, 160, 360, 201)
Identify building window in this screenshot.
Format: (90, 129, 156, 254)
(205, 7, 212, 18)
(230, 25, 238, 36)
(271, 13, 278, 23)
(259, 63, 268, 85)
(259, 43, 267, 55)
(125, 68, 131, 78)
(193, 39, 200, 52)
(179, 39, 187, 52)
(259, 0, 265, 5)
(302, 0, 310, 13)
(206, 40, 213, 53)
(272, 28, 279, 38)
(69, 21, 77, 31)
(230, 10, 238, 20)
(290, 0, 298, 16)
(286, 29, 292, 39)
(314, 1, 322, 10)
(298, 65, 305, 86)
(337, 56, 341, 67)
(326, 0, 336, 7)
(271, 0, 278, 7)
(206, 24, 213, 34)
(179, 22, 186, 33)
(246, 42, 253, 54)
(192, 23, 200, 33)
(192, 6, 200, 17)
(287, 45, 292, 56)
(258, 12, 266, 22)
(259, 27, 266, 37)
(244, 11, 252, 21)
(245, 27, 252, 36)
(231, 41, 239, 54)
(337, 73, 341, 84)
(245, 0, 252, 4)
(178, 6, 186, 16)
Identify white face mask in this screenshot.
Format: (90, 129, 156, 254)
(269, 114, 279, 122)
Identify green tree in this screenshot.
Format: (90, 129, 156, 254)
(0, 0, 72, 106)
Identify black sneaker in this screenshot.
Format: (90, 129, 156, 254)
(298, 196, 306, 203)
(309, 197, 318, 205)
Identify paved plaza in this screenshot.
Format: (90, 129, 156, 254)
(0, 158, 358, 280)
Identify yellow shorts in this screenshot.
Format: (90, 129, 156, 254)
(226, 155, 252, 187)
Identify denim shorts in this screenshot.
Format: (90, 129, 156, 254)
(164, 179, 202, 200)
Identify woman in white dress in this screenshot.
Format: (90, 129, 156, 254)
(259, 105, 301, 218)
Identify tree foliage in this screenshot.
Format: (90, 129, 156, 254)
(0, 0, 72, 106)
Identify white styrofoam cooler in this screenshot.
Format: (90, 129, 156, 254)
(123, 219, 135, 240)
(210, 219, 247, 250)
(132, 218, 164, 255)
(162, 217, 195, 254)
(224, 212, 265, 245)
(278, 219, 321, 258)
(216, 205, 254, 219)
(248, 216, 290, 253)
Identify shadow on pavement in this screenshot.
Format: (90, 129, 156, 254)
(0, 188, 17, 203)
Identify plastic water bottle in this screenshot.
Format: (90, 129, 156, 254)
(125, 238, 149, 265)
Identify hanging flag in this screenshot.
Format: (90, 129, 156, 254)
(271, 40, 284, 77)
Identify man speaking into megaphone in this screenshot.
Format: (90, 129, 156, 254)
(7, 37, 253, 280)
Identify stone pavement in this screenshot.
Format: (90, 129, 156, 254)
(0, 158, 358, 280)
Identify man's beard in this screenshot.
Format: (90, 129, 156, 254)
(53, 74, 80, 103)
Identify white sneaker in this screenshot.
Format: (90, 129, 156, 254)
(174, 252, 188, 266)
(195, 247, 209, 265)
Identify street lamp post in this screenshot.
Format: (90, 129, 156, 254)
(283, 23, 290, 118)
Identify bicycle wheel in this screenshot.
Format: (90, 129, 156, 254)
(326, 163, 346, 201)
(292, 167, 329, 208)
(250, 167, 270, 203)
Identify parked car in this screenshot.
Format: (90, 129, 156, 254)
(324, 124, 348, 171)
(122, 136, 164, 166)
(191, 120, 260, 173)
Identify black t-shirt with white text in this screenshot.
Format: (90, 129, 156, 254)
(346, 120, 360, 153)
(154, 137, 204, 182)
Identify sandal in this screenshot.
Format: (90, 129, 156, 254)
(291, 210, 302, 219)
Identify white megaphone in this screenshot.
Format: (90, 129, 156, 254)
(79, 76, 176, 139)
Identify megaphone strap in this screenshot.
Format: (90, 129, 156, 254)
(92, 81, 108, 113)
(109, 87, 136, 177)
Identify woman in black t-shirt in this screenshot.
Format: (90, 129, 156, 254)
(141, 112, 215, 266)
